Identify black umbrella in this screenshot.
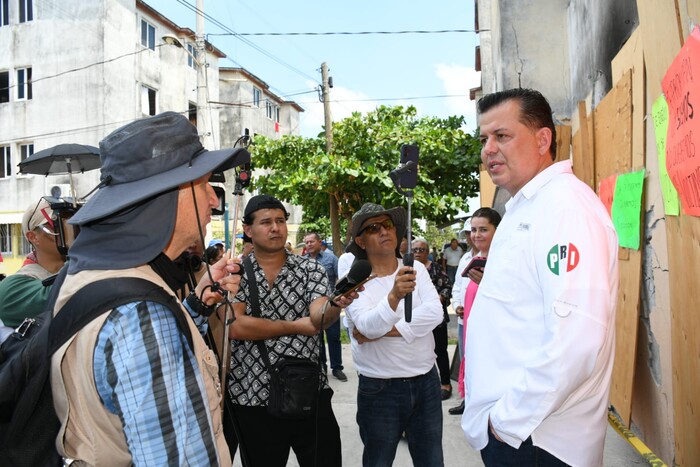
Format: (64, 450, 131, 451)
(18, 143, 101, 204)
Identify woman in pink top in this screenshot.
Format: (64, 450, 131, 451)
(457, 208, 501, 399)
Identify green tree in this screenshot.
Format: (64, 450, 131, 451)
(251, 105, 481, 254)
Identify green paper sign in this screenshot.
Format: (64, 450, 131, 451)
(651, 95, 680, 215)
(611, 169, 645, 250)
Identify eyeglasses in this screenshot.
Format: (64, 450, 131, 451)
(411, 247, 427, 253)
(358, 218, 395, 236)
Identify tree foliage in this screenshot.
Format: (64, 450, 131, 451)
(251, 105, 481, 249)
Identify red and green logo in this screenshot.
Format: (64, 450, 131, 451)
(547, 243, 580, 275)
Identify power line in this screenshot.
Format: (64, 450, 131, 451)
(174, 0, 318, 83)
(210, 29, 480, 37)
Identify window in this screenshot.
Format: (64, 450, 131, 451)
(1, 0, 9, 26)
(0, 224, 13, 255)
(187, 43, 196, 68)
(17, 67, 32, 100)
(1, 146, 10, 178)
(0, 71, 8, 103)
(265, 100, 279, 121)
(19, 0, 32, 23)
(20, 143, 33, 162)
(140, 19, 155, 50)
(188, 101, 197, 126)
(141, 85, 156, 116)
(253, 87, 261, 107)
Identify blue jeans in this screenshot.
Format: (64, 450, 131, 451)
(481, 429, 570, 466)
(320, 318, 343, 370)
(356, 367, 444, 467)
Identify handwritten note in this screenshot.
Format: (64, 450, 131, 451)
(652, 95, 680, 215)
(612, 169, 645, 250)
(598, 174, 617, 219)
(661, 27, 700, 216)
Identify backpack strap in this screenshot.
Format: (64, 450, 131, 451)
(48, 277, 193, 355)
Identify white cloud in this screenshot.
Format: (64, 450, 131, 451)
(435, 64, 481, 131)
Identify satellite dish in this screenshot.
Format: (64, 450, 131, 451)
(50, 185, 62, 198)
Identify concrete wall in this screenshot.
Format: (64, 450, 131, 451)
(567, 0, 639, 106)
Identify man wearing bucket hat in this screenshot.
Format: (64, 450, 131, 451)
(49, 112, 250, 465)
(344, 202, 445, 466)
(0, 198, 65, 327)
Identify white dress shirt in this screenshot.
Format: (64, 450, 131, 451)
(461, 161, 619, 467)
(346, 259, 444, 378)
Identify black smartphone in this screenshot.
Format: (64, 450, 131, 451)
(462, 256, 487, 276)
(399, 144, 419, 189)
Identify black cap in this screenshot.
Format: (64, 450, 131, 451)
(243, 195, 289, 224)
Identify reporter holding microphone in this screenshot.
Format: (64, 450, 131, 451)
(344, 202, 444, 467)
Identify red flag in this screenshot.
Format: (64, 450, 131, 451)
(274, 121, 280, 133)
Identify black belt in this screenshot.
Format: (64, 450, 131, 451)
(360, 368, 434, 382)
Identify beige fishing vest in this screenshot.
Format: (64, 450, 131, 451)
(49, 266, 231, 466)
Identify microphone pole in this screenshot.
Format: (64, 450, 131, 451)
(403, 189, 414, 322)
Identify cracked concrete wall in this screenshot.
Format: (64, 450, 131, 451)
(629, 94, 675, 462)
(485, 0, 571, 118)
(567, 0, 639, 107)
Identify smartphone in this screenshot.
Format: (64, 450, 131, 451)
(462, 256, 486, 276)
(399, 144, 419, 189)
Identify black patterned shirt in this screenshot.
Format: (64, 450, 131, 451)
(228, 251, 330, 406)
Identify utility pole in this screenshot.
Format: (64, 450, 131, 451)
(196, 0, 212, 149)
(321, 62, 341, 255)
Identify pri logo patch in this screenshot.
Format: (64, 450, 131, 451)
(547, 243, 580, 275)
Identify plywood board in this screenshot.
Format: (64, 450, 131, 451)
(612, 28, 646, 169)
(479, 165, 497, 208)
(572, 101, 595, 189)
(593, 70, 640, 425)
(637, 1, 700, 463)
(554, 125, 571, 163)
(636, 0, 683, 97)
(680, 0, 700, 40)
(668, 214, 700, 467)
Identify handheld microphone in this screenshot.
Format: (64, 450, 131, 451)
(333, 260, 373, 301)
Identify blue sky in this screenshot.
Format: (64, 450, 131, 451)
(146, 0, 481, 138)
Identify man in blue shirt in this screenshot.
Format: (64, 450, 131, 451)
(49, 112, 250, 465)
(304, 232, 347, 381)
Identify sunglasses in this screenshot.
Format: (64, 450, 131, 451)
(358, 218, 395, 236)
(411, 247, 427, 253)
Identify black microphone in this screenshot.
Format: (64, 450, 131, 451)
(333, 260, 373, 299)
(403, 253, 413, 322)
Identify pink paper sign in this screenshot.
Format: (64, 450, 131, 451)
(661, 27, 700, 216)
(598, 175, 617, 219)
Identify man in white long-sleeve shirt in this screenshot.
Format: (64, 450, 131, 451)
(463, 88, 618, 467)
(345, 202, 445, 467)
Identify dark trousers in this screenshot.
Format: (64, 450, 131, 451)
(232, 388, 341, 467)
(320, 318, 344, 370)
(481, 429, 570, 467)
(432, 322, 451, 385)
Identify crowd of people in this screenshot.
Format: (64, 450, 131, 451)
(0, 89, 619, 467)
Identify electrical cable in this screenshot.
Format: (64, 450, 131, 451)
(210, 29, 480, 37)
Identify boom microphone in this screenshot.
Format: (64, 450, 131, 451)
(333, 260, 373, 298)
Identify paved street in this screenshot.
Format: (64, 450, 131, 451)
(233, 324, 648, 466)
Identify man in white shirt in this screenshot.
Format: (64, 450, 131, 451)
(463, 88, 618, 467)
(441, 238, 464, 284)
(345, 202, 445, 467)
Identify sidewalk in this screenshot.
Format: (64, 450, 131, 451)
(234, 339, 647, 466)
